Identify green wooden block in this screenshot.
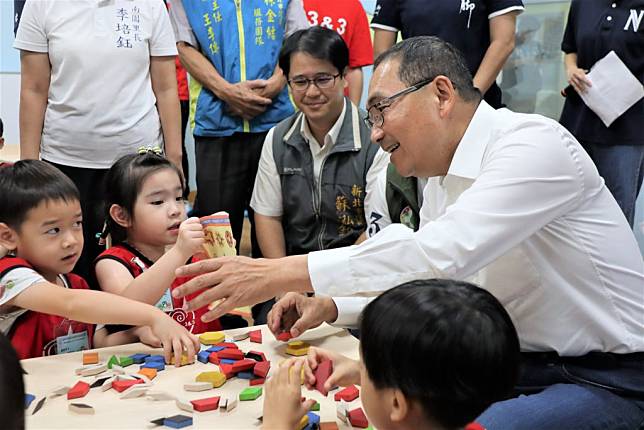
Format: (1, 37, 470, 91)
(119, 356, 134, 367)
(107, 355, 119, 369)
(311, 401, 320, 411)
(239, 387, 262, 401)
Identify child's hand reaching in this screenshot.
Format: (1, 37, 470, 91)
(148, 310, 200, 366)
(133, 326, 162, 348)
(174, 217, 205, 259)
(303, 347, 361, 392)
(263, 358, 316, 430)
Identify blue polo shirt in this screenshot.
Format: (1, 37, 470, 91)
(370, 0, 524, 108)
(559, 0, 644, 146)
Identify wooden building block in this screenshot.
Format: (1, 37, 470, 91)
(246, 350, 267, 362)
(239, 387, 262, 401)
(100, 376, 115, 392)
(276, 331, 293, 342)
(249, 329, 262, 343)
(231, 358, 256, 373)
(31, 397, 46, 415)
(218, 348, 244, 360)
(111, 378, 144, 393)
(170, 354, 193, 366)
(163, 414, 193, 429)
(297, 414, 309, 430)
(119, 356, 134, 367)
(348, 407, 369, 428)
(82, 352, 99, 365)
(237, 371, 253, 379)
(218, 363, 235, 379)
(120, 384, 150, 399)
(111, 364, 125, 375)
(215, 342, 238, 349)
(249, 377, 265, 386)
(190, 396, 220, 412)
(208, 352, 220, 365)
(197, 351, 210, 364)
(67, 381, 90, 400)
(253, 360, 271, 378)
(319, 422, 339, 430)
(232, 331, 249, 341)
(184, 382, 213, 392)
(141, 361, 165, 371)
(219, 396, 238, 412)
(196, 371, 226, 388)
(175, 398, 194, 413)
(138, 367, 158, 380)
(307, 411, 321, 427)
(198, 331, 225, 345)
(129, 353, 150, 364)
(285, 340, 310, 357)
(25, 394, 35, 409)
(68, 403, 95, 415)
(107, 355, 119, 369)
(315, 359, 333, 396)
(145, 354, 165, 363)
(48, 385, 70, 397)
(205, 345, 225, 353)
(79, 363, 107, 377)
(310, 401, 320, 411)
(334, 385, 359, 402)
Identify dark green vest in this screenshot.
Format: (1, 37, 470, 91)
(385, 163, 420, 231)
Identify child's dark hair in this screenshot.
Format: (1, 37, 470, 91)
(0, 160, 79, 230)
(0, 333, 25, 430)
(102, 152, 184, 244)
(278, 26, 349, 78)
(359, 279, 520, 429)
(0, 117, 4, 137)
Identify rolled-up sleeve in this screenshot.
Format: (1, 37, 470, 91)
(167, 0, 198, 47)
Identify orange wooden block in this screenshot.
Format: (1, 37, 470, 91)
(320, 423, 339, 430)
(82, 352, 99, 365)
(138, 367, 157, 380)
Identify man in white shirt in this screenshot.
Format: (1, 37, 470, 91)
(173, 36, 644, 428)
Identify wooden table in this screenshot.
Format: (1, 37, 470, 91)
(22, 324, 362, 429)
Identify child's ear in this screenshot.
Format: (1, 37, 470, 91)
(109, 204, 132, 229)
(389, 388, 410, 423)
(0, 223, 19, 251)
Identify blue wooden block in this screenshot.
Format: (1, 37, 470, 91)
(197, 351, 211, 364)
(25, 394, 35, 409)
(145, 355, 165, 363)
(307, 412, 320, 426)
(163, 414, 193, 428)
(205, 346, 225, 353)
(129, 353, 150, 364)
(220, 359, 236, 365)
(237, 371, 254, 379)
(141, 361, 165, 371)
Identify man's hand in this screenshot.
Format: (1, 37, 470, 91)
(303, 347, 361, 392)
(267, 293, 339, 338)
(252, 72, 286, 100)
(221, 80, 272, 120)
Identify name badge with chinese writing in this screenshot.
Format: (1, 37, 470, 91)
(155, 288, 174, 312)
(56, 330, 90, 354)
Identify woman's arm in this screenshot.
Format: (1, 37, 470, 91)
(150, 55, 183, 173)
(19, 50, 50, 160)
(473, 12, 519, 94)
(564, 52, 591, 94)
(345, 67, 364, 106)
(372, 29, 397, 61)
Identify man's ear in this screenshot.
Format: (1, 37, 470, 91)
(0, 223, 19, 251)
(109, 204, 131, 229)
(390, 388, 410, 423)
(433, 75, 457, 118)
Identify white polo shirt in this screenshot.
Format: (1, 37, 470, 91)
(14, 0, 178, 169)
(312, 101, 644, 356)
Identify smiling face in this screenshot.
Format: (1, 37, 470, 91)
(367, 58, 455, 178)
(13, 199, 84, 280)
(288, 52, 346, 129)
(127, 168, 186, 248)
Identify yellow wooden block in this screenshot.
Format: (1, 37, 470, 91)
(198, 331, 225, 345)
(196, 371, 226, 388)
(137, 368, 157, 380)
(297, 414, 309, 430)
(286, 340, 310, 357)
(170, 354, 193, 366)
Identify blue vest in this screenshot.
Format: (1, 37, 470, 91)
(182, 0, 294, 137)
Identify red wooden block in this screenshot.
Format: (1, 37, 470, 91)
(232, 359, 256, 373)
(208, 352, 220, 365)
(250, 378, 265, 386)
(218, 348, 244, 360)
(348, 407, 369, 428)
(334, 385, 359, 402)
(315, 359, 333, 396)
(219, 363, 235, 379)
(276, 331, 293, 342)
(112, 379, 144, 393)
(320, 423, 339, 430)
(249, 330, 262, 344)
(253, 360, 271, 378)
(215, 342, 238, 349)
(246, 350, 267, 362)
(67, 381, 90, 400)
(191, 396, 220, 412)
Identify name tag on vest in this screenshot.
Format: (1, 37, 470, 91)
(282, 167, 303, 174)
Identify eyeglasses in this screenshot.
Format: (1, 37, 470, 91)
(364, 78, 433, 128)
(288, 73, 341, 92)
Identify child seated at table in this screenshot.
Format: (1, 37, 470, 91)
(0, 333, 24, 430)
(93, 151, 222, 345)
(0, 160, 199, 361)
(262, 279, 521, 430)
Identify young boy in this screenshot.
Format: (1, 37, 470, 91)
(263, 279, 521, 430)
(0, 160, 199, 361)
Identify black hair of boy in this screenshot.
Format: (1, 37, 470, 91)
(102, 152, 185, 244)
(278, 26, 349, 78)
(360, 279, 520, 429)
(0, 117, 4, 137)
(0, 333, 25, 430)
(0, 160, 79, 230)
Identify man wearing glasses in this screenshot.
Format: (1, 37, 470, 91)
(173, 36, 644, 428)
(248, 26, 388, 323)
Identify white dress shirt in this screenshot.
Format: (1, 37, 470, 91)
(311, 101, 644, 356)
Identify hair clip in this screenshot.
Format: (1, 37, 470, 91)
(137, 146, 163, 156)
